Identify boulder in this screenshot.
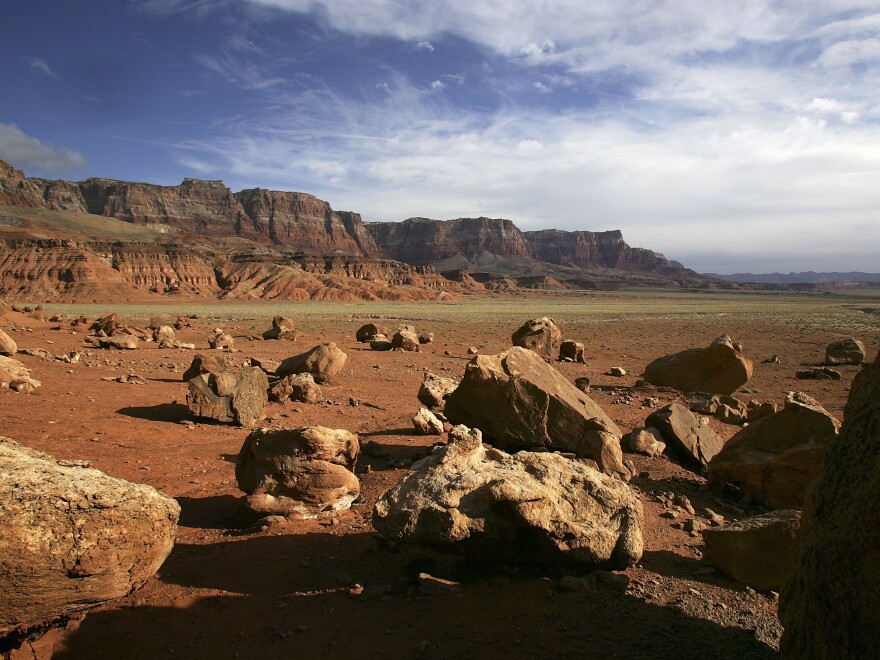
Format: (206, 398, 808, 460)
(780, 352, 880, 658)
(0, 438, 179, 639)
(186, 367, 269, 427)
(412, 408, 444, 435)
(0, 356, 40, 393)
(152, 325, 176, 347)
(418, 332, 434, 345)
(262, 316, 296, 340)
(370, 335, 392, 351)
(417, 372, 459, 410)
(701, 509, 801, 590)
(356, 323, 390, 343)
(173, 314, 192, 330)
(373, 425, 643, 568)
(182, 353, 227, 382)
(824, 337, 865, 365)
(511, 317, 562, 358)
(276, 342, 347, 384)
(235, 426, 360, 516)
(444, 347, 628, 478)
(709, 392, 840, 509)
(391, 329, 420, 352)
(795, 367, 841, 380)
(643, 335, 753, 395)
(625, 427, 666, 458)
(96, 336, 139, 350)
(0, 328, 16, 355)
(645, 404, 724, 468)
(209, 332, 235, 350)
(558, 339, 585, 363)
(268, 372, 322, 403)
(88, 313, 127, 336)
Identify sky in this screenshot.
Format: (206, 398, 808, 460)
(1, 1, 879, 274)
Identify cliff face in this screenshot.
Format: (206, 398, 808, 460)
(0, 160, 380, 257)
(366, 217, 531, 266)
(367, 217, 687, 275)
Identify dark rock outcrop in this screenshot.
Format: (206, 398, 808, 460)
(780, 353, 880, 657)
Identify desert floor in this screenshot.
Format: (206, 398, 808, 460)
(5, 289, 879, 659)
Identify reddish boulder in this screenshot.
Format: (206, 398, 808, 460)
(276, 342, 347, 384)
(643, 335, 753, 395)
(511, 317, 562, 358)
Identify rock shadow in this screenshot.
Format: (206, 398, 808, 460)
(176, 495, 263, 531)
(116, 403, 192, 424)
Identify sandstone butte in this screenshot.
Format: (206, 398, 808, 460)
(0, 158, 717, 302)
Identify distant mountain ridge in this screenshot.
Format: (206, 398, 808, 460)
(707, 272, 880, 284)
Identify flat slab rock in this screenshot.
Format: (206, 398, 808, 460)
(702, 509, 801, 591)
(373, 425, 643, 568)
(0, 437, 179, 638)
(444, 346, 628, 478)
(645, 403, 724, 468)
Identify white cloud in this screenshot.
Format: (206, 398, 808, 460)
(415, 41, 434, 52)
(28, 58, 59, 79)
(194, 51, 286, 89)
(0, 124, 86, 173)
(430, 80, 444, 90)
(531, 81, 551, 93)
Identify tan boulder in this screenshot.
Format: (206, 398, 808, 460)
(209, 332, 235, 350)
(0, 328, 16, 355)
(824, 337, 865, 365)
(0, 438, 179, 638)
(391, 329, 420, 351)
(153, 325, 176, 347)
(709, 392, 840, 508)
(268, 372, 322, 403)
(182, 353, 228, 381)
(235, 427, 360, 517)
(276, 342, 347, 384)
(780, 352, 880, 658)
(412, 408, 444, 435)
(511, 317, 562, 357)
(186, 367, 268, 427)
(0, 355, 40, 393)
(262, 316, 296, 340)
(701, 509, 801, 591)
(643, 334, 753, 395)
(373, 425, 643, 568)
(96, 336, 139, 350)
(444, 347, 628, 478)
(417, 372, 459, 410)
(645, 403, 724, 468)
(625, 427, 666, 458)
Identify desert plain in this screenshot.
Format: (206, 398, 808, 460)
(3, 288, 879, 659)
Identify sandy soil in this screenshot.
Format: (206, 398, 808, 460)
(3, 291, 878, 659)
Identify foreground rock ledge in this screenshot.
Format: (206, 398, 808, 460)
(373, 425, 643, 568)
(0, 437, 179, 640)
(780, 352, 880, 658)
(444, 346, 628, 477)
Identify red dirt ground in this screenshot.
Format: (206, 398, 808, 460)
(3, 296, 877, 660)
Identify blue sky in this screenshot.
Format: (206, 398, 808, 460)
(2, 0, 879, 273)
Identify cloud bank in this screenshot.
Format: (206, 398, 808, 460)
(0, 124, 86, 174)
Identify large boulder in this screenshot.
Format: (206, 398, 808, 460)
(417, 372, 459, 410)
(373, 425, 643, 568)
(0, 328, 16, 355)
(356, 323, 390, 343)
(152, 325, 176, 348)
(645, 404, 724, 468)
(444, 347, 628, 478)
(643, 335, 753, 395)
(709, 392, 840, 509)
(412, 408, 444, 435)
(235, 427, 360, 517)
(824, 337, 865, 365)
(0, 438, 179, 639)
(276, 342, 347, 384)
(0, 356, 41, 393)
(780, 353, 880, 657)
(186, 367, 269, 427)
(182, 353, 228, 382)
(262, 316, 296, 340)
(209, 332, 235, 350)
(558, 339, 585, 363)
(391, 329, 420, 352)
(511, 317, 562, 358)
(701, 509, 801, 590)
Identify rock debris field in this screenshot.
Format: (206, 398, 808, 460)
(1, 292, 878, 659)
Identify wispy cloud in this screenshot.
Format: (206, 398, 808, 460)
(28, 57, 59, 79)
(0, 124, 86, 173)
(194, 51, 286, 89)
